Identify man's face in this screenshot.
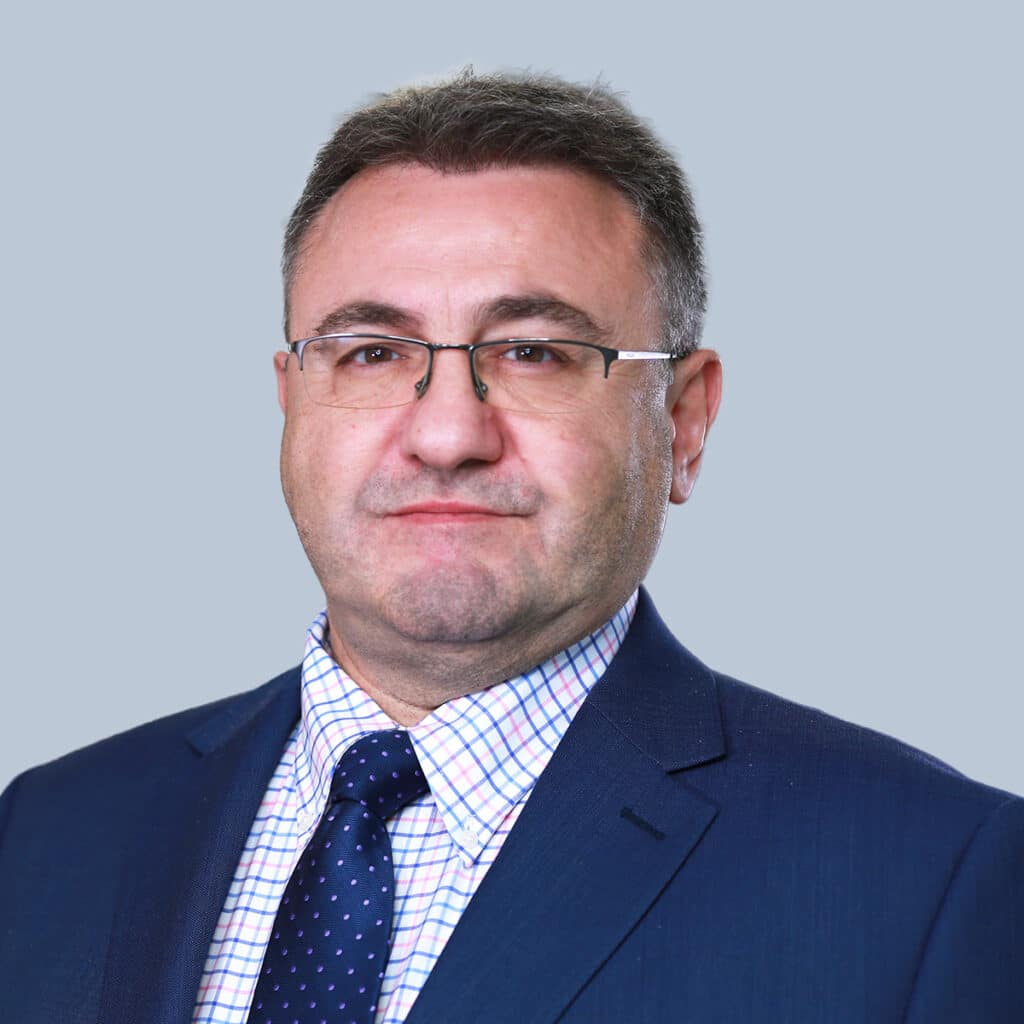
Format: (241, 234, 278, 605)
(277, 163, 718, 668)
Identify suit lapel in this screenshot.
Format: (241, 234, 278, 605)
(406, 591, 725, 1024)
(97, 669, 301, 1024)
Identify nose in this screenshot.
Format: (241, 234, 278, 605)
(400, 348, 504, 471)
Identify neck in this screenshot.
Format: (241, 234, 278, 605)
(321, 597, 625, 725)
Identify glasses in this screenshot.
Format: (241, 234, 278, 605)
(286, 333, 676, 413)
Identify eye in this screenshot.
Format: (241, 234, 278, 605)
(498, 343, 562, 364)
(347, 344, 404, 365)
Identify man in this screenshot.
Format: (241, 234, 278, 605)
(1, 70, 1021, 1024)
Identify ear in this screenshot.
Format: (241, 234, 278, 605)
(274, 351, 290, 414)
(667, 349, 722, 504)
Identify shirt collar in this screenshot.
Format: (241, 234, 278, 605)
(291, 593, 638, 861)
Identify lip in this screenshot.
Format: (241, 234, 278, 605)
(390, 501, 510, 517)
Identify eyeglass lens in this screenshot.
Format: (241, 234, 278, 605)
(299, 336, 610, 412)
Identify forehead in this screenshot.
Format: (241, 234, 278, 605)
(288, 163, 653, 338)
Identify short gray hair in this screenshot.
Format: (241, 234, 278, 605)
(284, 69, 706, 355)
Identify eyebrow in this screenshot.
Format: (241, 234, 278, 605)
(475, 294, 611, 343)
(312, 302, 423, 338)
(308, 293, 611, 344)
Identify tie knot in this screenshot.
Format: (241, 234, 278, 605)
(329, 730, 427, 821)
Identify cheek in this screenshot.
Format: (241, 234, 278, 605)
(281, 412, 382, 518)
(514, 418, 598, 490)
(516, 414, 626, 524)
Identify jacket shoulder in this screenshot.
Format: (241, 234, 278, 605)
(1, 666, 301, 821)
(709, 669, 1017, 814)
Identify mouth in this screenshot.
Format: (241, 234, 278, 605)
(392, 501, 507, 516)
(388, 501, 517, 524)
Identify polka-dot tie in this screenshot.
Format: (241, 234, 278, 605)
(248, 730, 428, 1024)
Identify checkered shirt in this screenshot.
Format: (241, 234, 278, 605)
(192, 591, 637, 1024)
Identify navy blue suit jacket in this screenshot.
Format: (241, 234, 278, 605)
(2, 591, 1022, 1022)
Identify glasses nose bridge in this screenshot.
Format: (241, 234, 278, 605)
(418, 341, 487, 402)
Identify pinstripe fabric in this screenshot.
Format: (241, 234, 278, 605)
(192, 591, 637, 1024)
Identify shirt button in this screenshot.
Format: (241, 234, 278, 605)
(452, 826, 482, 853)
(298, 809, 316, 830)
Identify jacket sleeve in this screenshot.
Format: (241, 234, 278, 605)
(0, 773, 25, 965)
(904, 794, 1024, 1023)
(0, 772, 22, 855)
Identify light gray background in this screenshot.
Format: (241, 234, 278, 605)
(2, 1, 1020, 795)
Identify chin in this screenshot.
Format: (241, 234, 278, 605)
(379, 563, 532, 644)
